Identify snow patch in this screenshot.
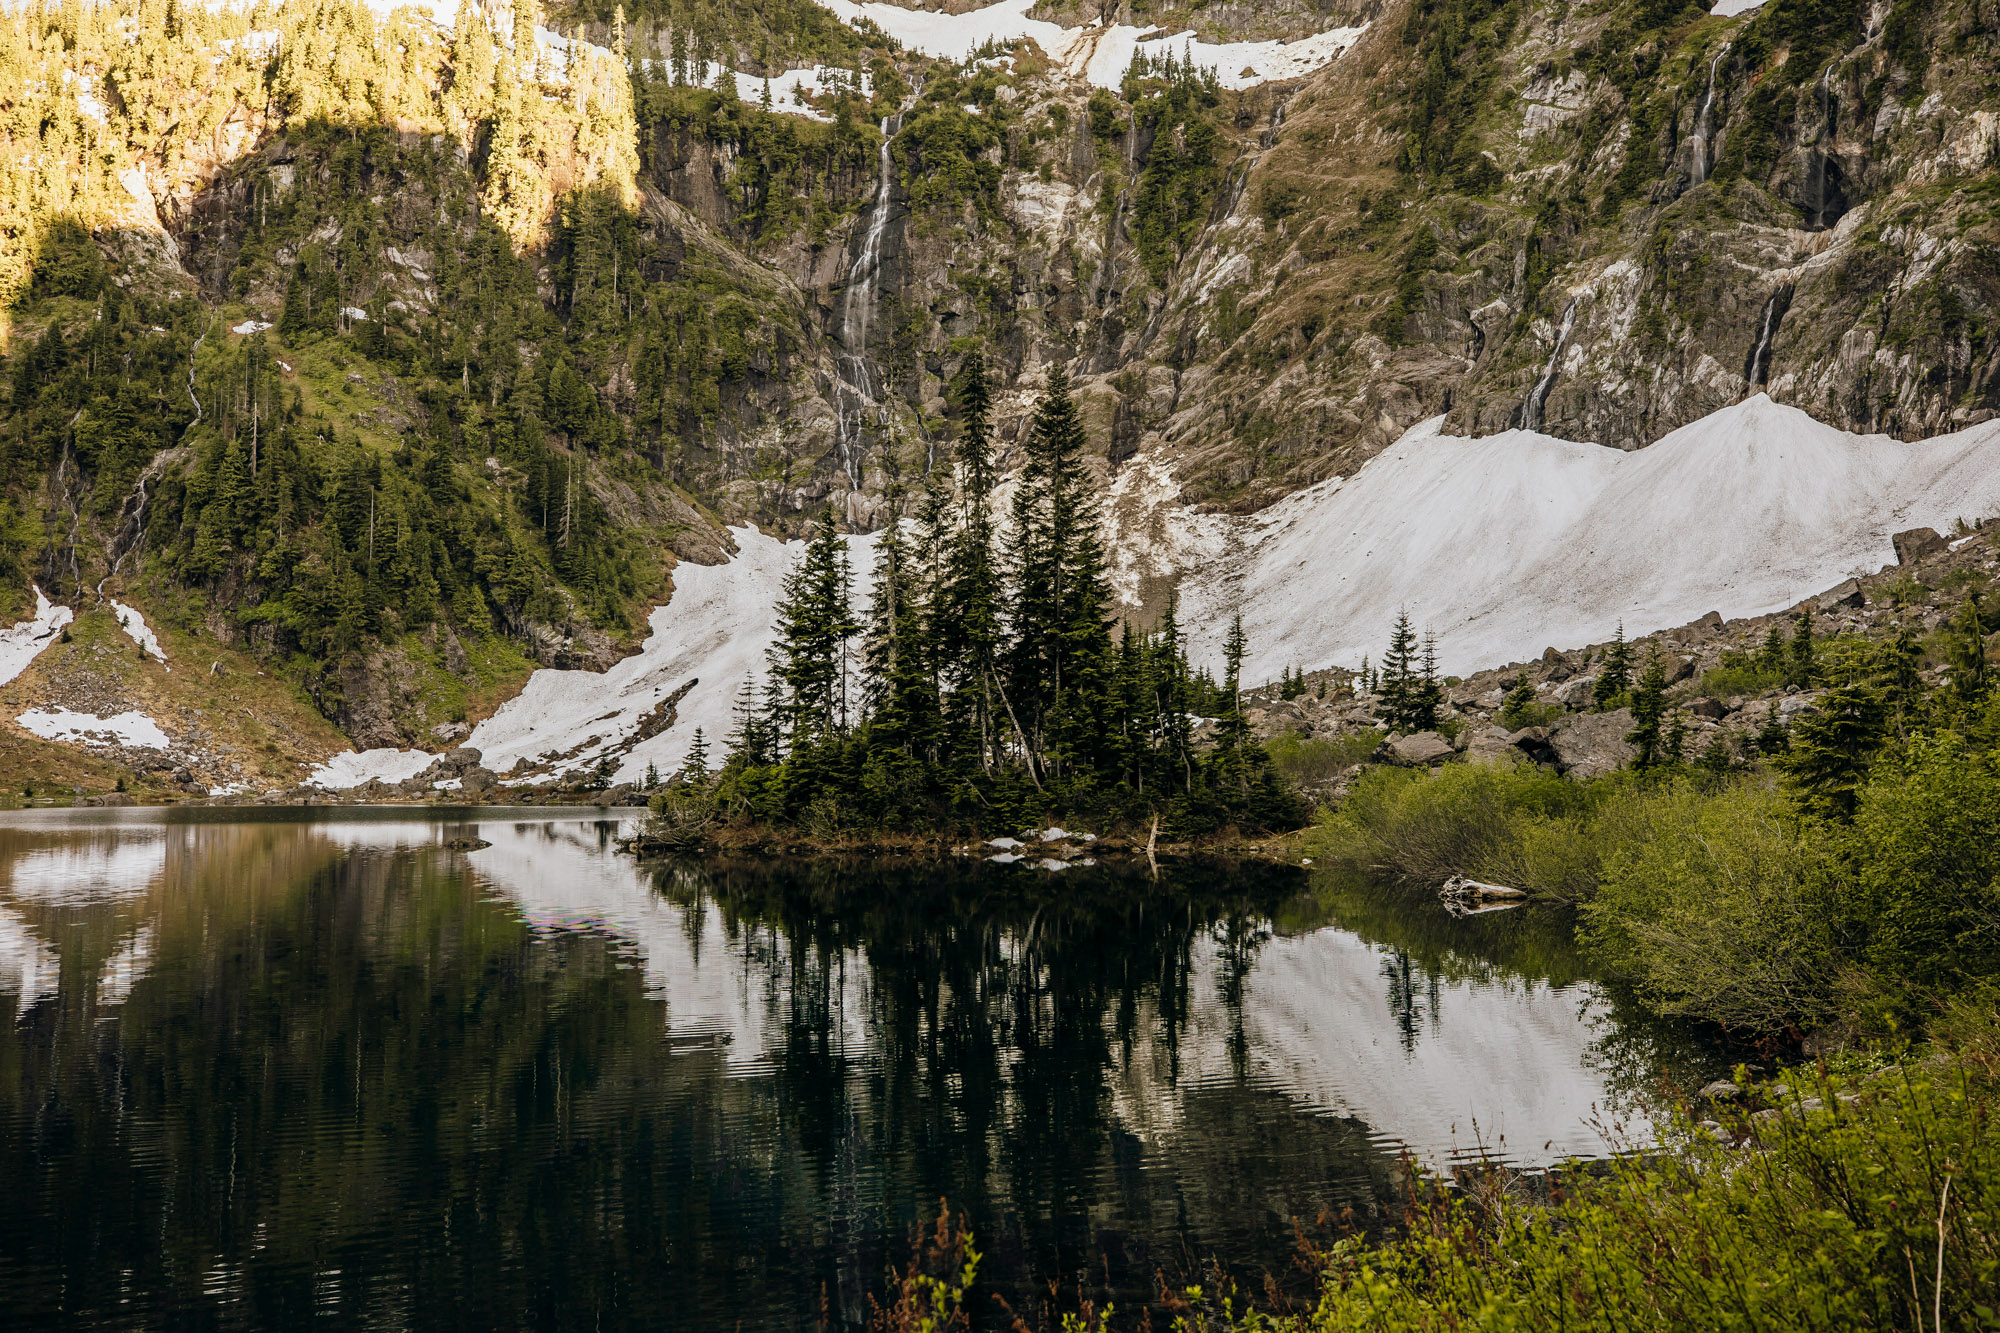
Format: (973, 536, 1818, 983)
(469, 525, 877, 782)
(1711, 0, 1768, 14)
(307, 748, 438, 790)
(18, 707, 172, 750)
(0, 586, 73, 688)
(230, 320, 272, 335)
(813, 0, 1363, 90)
(111, 600, 166, 663)
(1174, 395, 2000, 682)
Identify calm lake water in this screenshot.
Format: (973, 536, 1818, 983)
(0, 807, 1725, 1330)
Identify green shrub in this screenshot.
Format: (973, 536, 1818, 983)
(1582, 782, 1845, 1031)
(1265, 732, 1379, 787)
(1311, 763, 1600, 889)
(1240, 1013, 2000, 1333)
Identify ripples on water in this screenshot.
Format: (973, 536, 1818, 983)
(0, 808, 1724, 1330)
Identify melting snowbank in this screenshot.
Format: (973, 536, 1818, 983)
(471, 526, 876, 783)
(306, 747, 440, 790)
(111, 599, 166, 663)
(1178, 395, 2000, 682)
(18, 706, 173, 749)
(307, 526, 875, 788)
(0, 586, 74, 688)
(814, 0, 1364, 90)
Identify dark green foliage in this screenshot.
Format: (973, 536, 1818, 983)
(1122, 55, 1223, 283)
(1594, 622, 1632, 710)
(1625, 649, 1669, 768)
(1398, 0, 1523, 186)
(1377, 611, 1440, 734)
(721, 364, 1302, 837)
(1780, 678, 1886, 819)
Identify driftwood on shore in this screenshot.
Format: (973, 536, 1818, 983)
(1439, 874, 1527, 916)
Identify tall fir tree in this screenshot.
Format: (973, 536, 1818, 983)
(1594, 621, 1631, 710)
(1625, 648, 1669, 769)
(1004, 363, 1114, 781)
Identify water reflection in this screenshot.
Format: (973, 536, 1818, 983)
(0, 810, 1715, 1331)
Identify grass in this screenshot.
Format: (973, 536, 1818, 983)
(1216, 992, 2000, 1332)
(1266, 731, 1381, 787)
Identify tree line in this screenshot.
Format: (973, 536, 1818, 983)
(691, 353, 1301, 837)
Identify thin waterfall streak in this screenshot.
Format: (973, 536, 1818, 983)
(1520, 298, 1578, 434)
(1689, 43, 1730, 186)
(834, 116, 896, 491)
(1743, 283, 1793, 392)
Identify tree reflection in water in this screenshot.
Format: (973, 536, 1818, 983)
(0, 813, 1723, 1330)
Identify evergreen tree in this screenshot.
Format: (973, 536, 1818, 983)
(1378, 609, 1422, 732)
(1417, 629, 1443, 731)
(1214, 612, 1250, 794)
(1755, 621, 1787, 676)
(1754, 699, 1791, 756)
(1945, 594, 1991, 706)
(1593, 621, 1631, 710)
(938, 347, 1002, 771)
(770, 509, 857, 752)
(1003, 364, 1113, 781)
(1786, 605, 1818, 688)
(1782, 681, 1886, 821)
(1625, 649, 1669, 769)
(1499, 673, 1537, 729)
(680, 726, 710, 784)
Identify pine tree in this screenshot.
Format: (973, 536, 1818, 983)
(1781, 681, 1885, 820)
(1880, 624, 1924, 730)
(1945, 594, 1991, 706)
(1215, 611, 1250, 793)
(1786, 605, 1817, 688)
(1499, 673, 1536, 729)
(1003, 364, 1113, 780)
(1417, 629, 1443, 731)
(1755, 621, 1787, 676)
(1625, 649, 1669, 769)
(1593, 621, 1631, 710)
(939, 346, 1002, 771)
(679, 726, 711, 787)
(1378, 610, 1422, 732)
(770, 509, 858, 751)
(1754, 699, 1790, 756)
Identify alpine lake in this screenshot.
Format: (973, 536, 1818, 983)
(0, 806, 1732, 1330)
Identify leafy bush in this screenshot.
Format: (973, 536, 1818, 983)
(1240, 1004, 2000, 1333)
(1265, 732, 1379, 787)
(1311, 763, 1602, 889)
(1583, 783, 1845, 1030)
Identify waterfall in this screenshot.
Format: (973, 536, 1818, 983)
(1518, 298, 1578, 433)
(1802, 65, 1843, 230)
(1742, 283, 1794, 391)
(833, 115, 896, 490)
(1688, 43, 1730, 187)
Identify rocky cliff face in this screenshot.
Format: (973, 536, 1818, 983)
(558, 0, 1999, 540)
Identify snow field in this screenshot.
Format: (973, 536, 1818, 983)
(111, 600, 167, 664)
(812, 0, 1364, 91)
(1177, 395, 2000, 683)
(0, 587, 73, 688)
(17, 706, 173, 750)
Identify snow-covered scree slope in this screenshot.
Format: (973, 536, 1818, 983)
(1177, 395, 2000, 683)
(0, 587, 74, 689)
(311, 396, 2000, 787)
(814, 0, 1364, 91)
(309, 526, 877, 788)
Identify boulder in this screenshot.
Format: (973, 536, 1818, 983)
(1464, 725, 1524, 766)
(431, 721, 471, 744)
(445, 745, 484, 771)
(1689, 696, 1729, 719)
(1892, 527, 1946, 566)
(1555, 675, 1597, 707)
(1383, 731, 1455, 766)
(1546, 709, 1637, 778)
(1815, 578, 1865, 612)
(1665, 655, 1696, 685)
